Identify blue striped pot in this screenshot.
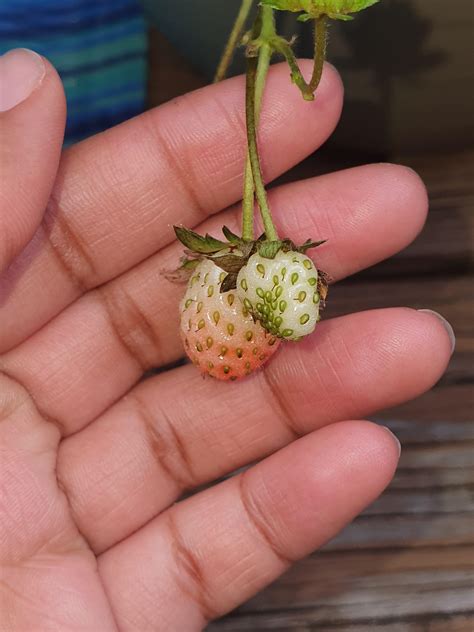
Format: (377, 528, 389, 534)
(0, 0, 147, 144)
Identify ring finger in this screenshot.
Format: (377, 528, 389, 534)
(57, 307, 453, 553)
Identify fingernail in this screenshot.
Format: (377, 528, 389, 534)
(418, 309, 456, 354)
(383, 426, 401, 457)
(0, 49, 45, 113)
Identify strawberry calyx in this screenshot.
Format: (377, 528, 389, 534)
(167, 224, 328, 295)
(261, 0, 380, 22)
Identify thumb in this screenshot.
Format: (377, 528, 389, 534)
(0, 48, 66, 273)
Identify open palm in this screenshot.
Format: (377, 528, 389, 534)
(0, 51, 453, 631)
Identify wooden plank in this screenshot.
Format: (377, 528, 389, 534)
(209, 612, 474, 631)
(364, 196, 474, 278)
(363, 487, 474, 516)
(390, 467, 474, 490)
(209, 548, 474, 630)
(326, 514, 473, 551)
(395, 443, 474, 470)
(384, 419, 474, 444)
(325, 277, 473, 347)
(397, 150, 474, 200)
(377, 385, 473, 423)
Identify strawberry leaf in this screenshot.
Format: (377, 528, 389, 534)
(174, 226, 227, 254)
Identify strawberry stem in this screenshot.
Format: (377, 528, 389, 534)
(242, 42, 272, 241)
(309, 15, 328, 93)
(245, 6, 279, 242)
(214, 0, 254, 83)
(271, 15, 328, 101)
(271, 36, 313, 101)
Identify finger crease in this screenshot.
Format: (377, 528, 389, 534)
(144, 116, 209, 224)
(97, 285, 164, 373)
(131, 392, 198, 492)
(54, 467, 95, 554)
(238, 472, 294, 566)
(166, 510, 219, 624)
(42, 195, 98, 293)
(259, 370, 302, 441)
(0, 367, 66, 436)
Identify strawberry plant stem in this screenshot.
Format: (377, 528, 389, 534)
(214, 0, 254, 83)
(242, 42, 272, 241)
(245, 6, 279, 242)
(271, 15, 328, 101)
(309, 15, 328, 93)
(271, 37, 313, 100)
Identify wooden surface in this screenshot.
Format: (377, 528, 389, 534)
(147, 32, 474, 631)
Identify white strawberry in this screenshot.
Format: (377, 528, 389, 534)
(236, 250, 321, 340)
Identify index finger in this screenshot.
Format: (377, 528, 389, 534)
(0, 61, 343, 352)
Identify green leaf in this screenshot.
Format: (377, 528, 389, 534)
(174, 226, 227, 254)
(257, 240, 283, 259)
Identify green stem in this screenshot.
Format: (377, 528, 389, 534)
(270, 15, 328, 101)
(271, 37, 314, 101)
(246, 39, 278, 241)
(241, 42, 272, 241)
(214, 0, 254, 83)
(309, 15, 328, 93)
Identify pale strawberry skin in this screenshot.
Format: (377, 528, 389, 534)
(180, 260, 281, 381)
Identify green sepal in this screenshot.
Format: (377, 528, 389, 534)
(212, 253, 249, 293)
(174, 225, 228, 254)
(163, 256, 201, 284)
(262, 0, 380, 19)
(298, 11, 353, 20)
(317, 268, 331, 303)
(298, 238, 327, 252)
(222, 225, 245, 246)
(297, 13, 314, 21)
(220, 272, 239, 293)
(257, 240, 284, 259)
(211, 253, 248, 275)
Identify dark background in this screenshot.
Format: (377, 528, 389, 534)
(144, 2, 474, 630)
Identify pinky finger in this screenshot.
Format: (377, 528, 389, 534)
(98, 420, 400, 631)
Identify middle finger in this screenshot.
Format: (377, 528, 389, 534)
(0, 164, 427, 436)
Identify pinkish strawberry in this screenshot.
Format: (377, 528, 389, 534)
(180, 259, 280, 381)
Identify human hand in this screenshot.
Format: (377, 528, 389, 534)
(0, 49, 454, 630)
